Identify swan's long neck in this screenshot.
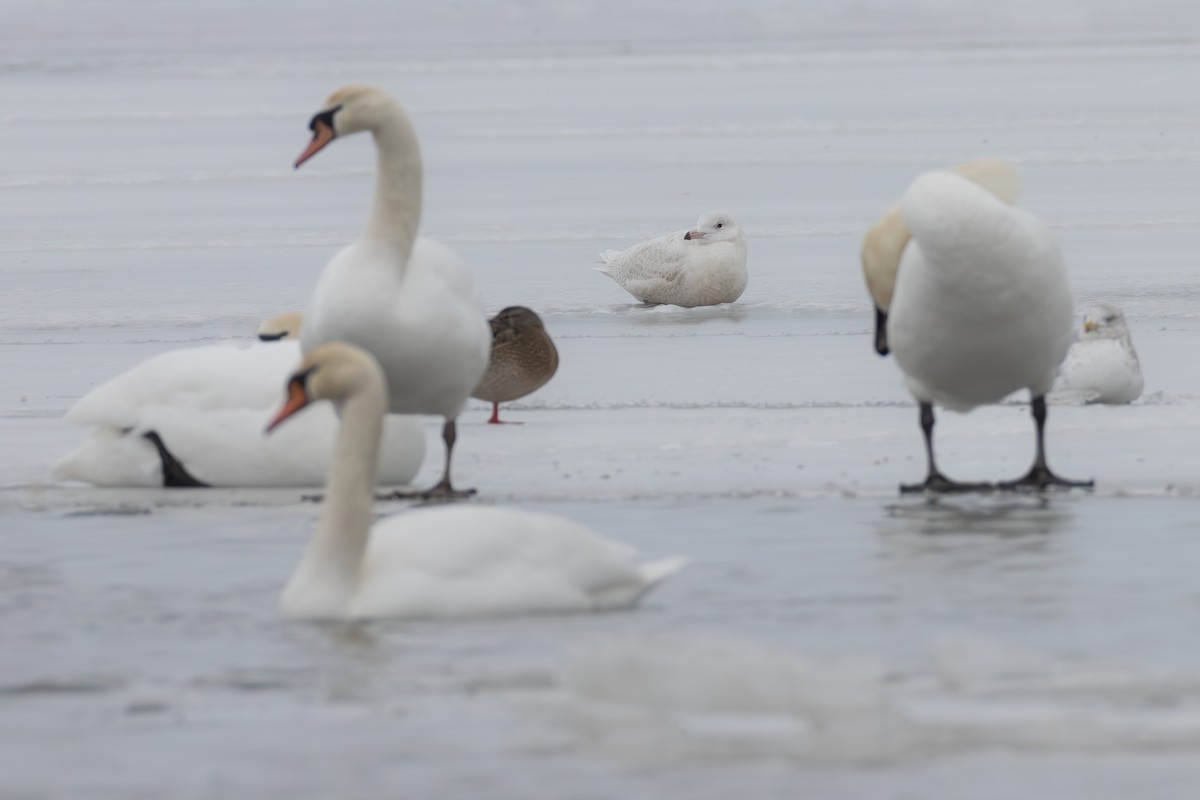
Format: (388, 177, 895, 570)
(294, 383, 387, 603)
(363, 100, 423, 257)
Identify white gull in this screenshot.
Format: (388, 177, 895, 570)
(1051, 304, 1144, 404)
(597, 212, 747, 307)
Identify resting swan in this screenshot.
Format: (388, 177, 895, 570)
(294, 84, 490, 499)
(267, 342, 685, 620)
(53, 319, 425, 488)
(257, 311, 303, 341)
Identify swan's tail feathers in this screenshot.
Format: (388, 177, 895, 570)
(598, 249, 624, 267)
(639, 556, 688, 588)
(593, 556, 687, 611)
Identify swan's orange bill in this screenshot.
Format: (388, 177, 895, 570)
(294, 120, 335, 168)
(266, 380, 310, 433)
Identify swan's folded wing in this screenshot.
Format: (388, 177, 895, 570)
(358, 507, 679, 616)
(65, 343, 301, 427)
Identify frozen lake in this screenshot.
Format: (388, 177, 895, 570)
(4, 1, 1200, 796)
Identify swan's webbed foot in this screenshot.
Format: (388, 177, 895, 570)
(418, 486, 477, 503)
(386, 481, 477, 503)
(997, 465, 1094, 493)
(900, 471, 995, 495)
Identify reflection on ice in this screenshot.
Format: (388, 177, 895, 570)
(880, 496, 1075, 537)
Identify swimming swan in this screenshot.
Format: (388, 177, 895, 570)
(267, 342, 684, 620)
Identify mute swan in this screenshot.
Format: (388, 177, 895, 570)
(266, 342, 684, 620)
(294, 84, 490, 500)
(862, 158, 1019, 356)
(597, 212, 748, 307)
(877, 165, 1092, 493)
(53, 320, 425, 488)
(257, 311, 303, 341)
(1051, 304, 1144, 404)
(471, 307, 559, 424)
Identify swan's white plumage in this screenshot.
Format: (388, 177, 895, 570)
(598, 212, 747, 307)
(887, 170, 1073, 411)
(54, 341, 425, 487)
(64, 343, 298, 428)
(274, 342, 684, 620)
(313, 506, 686, 619)
(1051, 304, 1143, 404)
(862, 158, 1019, 314)
(302, 238, 489, 418)
(257, 310, 303, 341)
(296, 86, 489, 423)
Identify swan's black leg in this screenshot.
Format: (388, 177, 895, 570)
(143, 431, 209, 488)
(388, 419, 476, 502)
(900, 402, 994, 494)
(998, 396, 1094, 492)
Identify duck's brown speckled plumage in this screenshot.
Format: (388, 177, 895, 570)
(471, 307, 558, 422)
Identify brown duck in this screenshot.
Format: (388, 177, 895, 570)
(472, 307, 559, 424)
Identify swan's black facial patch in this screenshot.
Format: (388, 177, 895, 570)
(308, 104, 343, 134)
(292, 364, 318, 390)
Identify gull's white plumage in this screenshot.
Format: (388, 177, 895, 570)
(272, 343, 684, 620)
(54, 340, 425, 487)
(888, 171, 1074, 411)
(597, 212, 747, 307)
(296, 84, 490, 496)
(1052, 304, 1143, 404)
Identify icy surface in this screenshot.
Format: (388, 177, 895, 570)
(4, 0, 1200, 797)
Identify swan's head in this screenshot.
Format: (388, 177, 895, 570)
(1081, 304, 1131, 340)
(294, 84, 399, 168)
(490, 306, 546, 334)
(256, 311, 304, 342)
(683, 212, 741, 244)
(266, 342, 387, 433)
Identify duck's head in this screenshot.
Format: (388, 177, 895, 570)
(490, 306, 546, 333)
(683, 212, 741, 244)
(256, 311, 304, 342)
(294, 84, 397, 168)
(266, 342, 387, 432)
(1081, 304, 1131, 340)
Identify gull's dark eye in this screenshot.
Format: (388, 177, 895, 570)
(716, 222, 723, 229)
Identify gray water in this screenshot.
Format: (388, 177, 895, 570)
(4, 1, 1200, 797)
